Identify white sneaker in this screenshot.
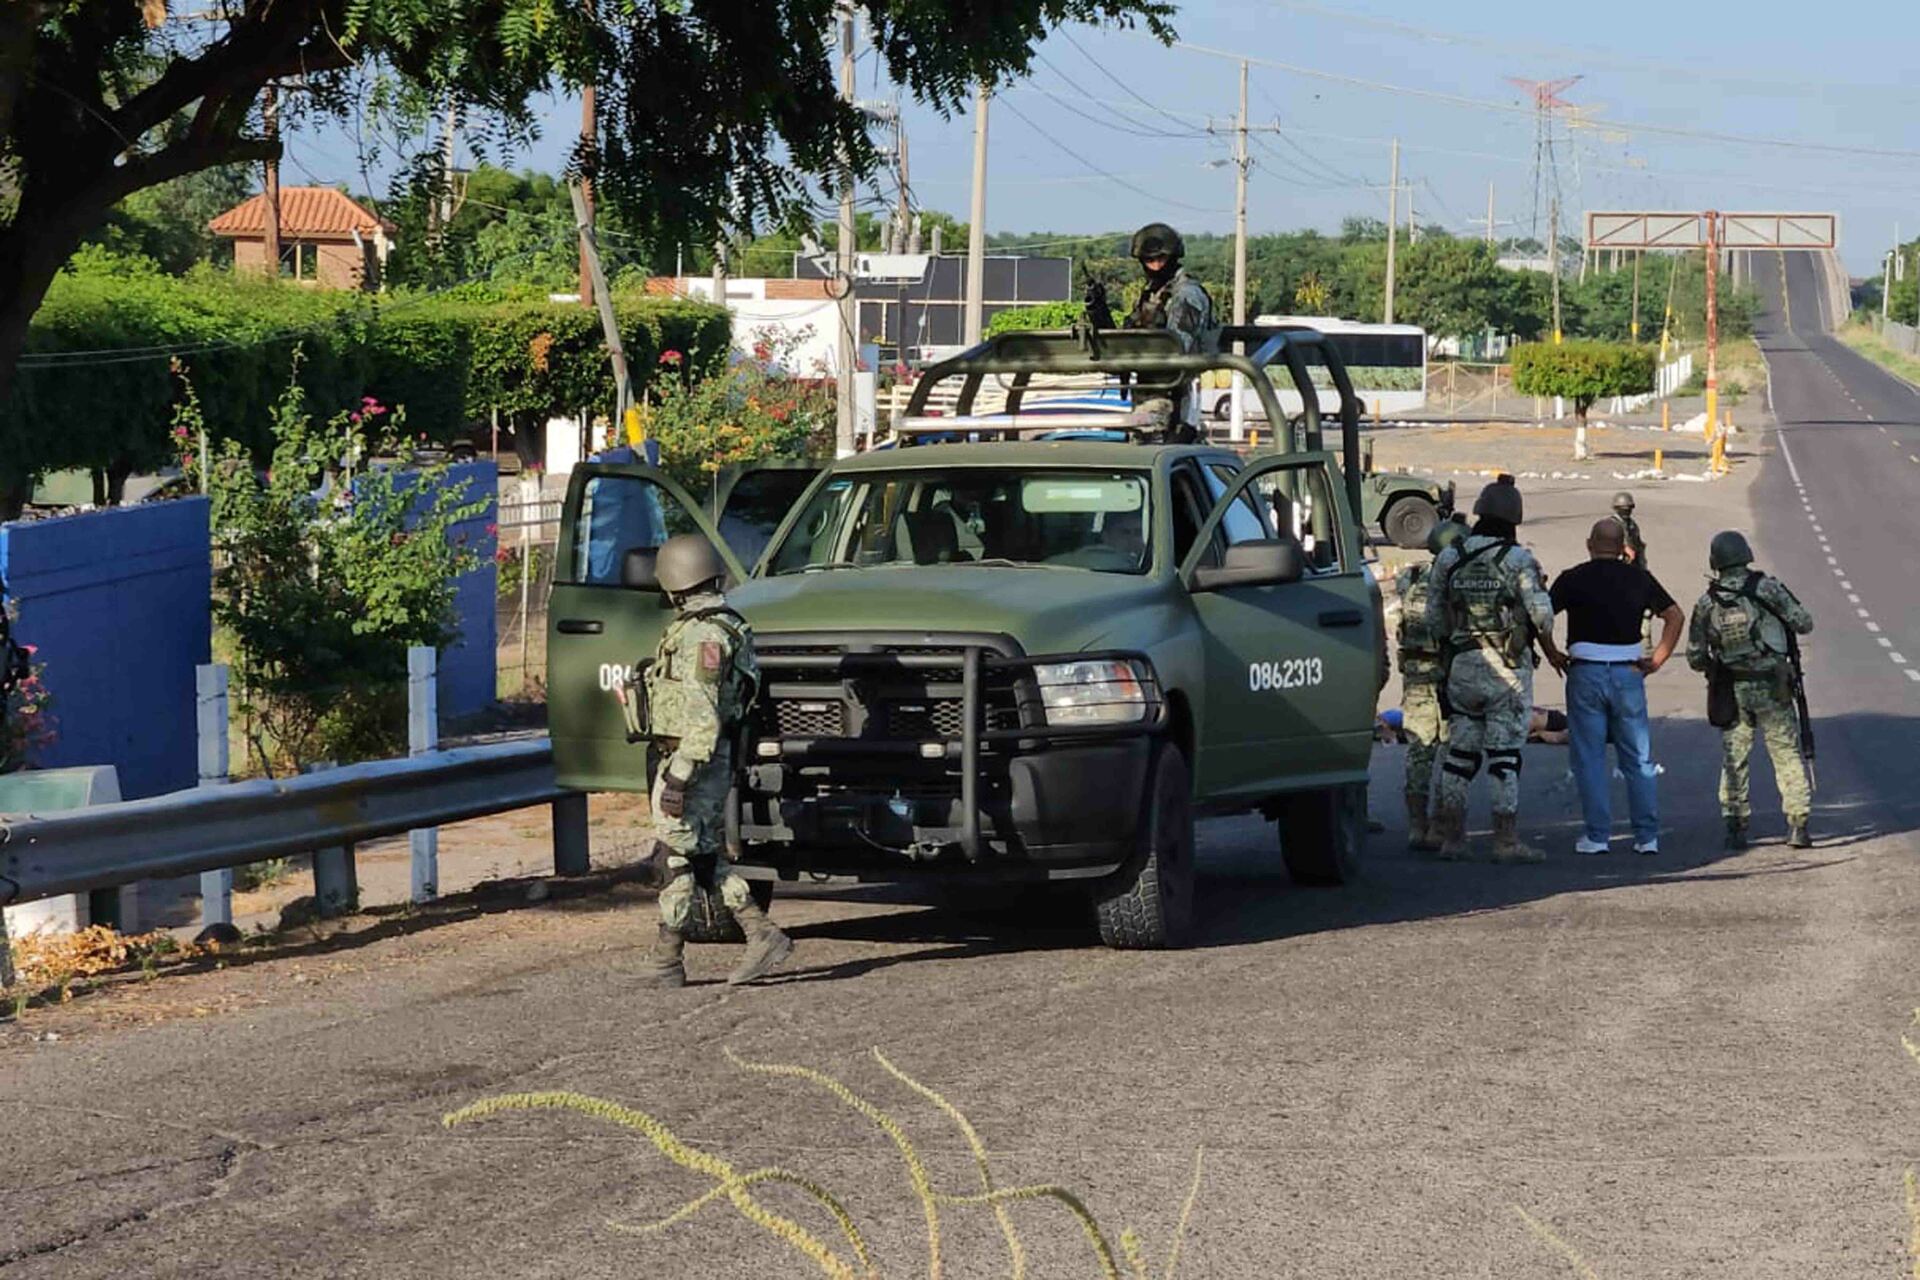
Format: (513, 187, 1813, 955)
(1574, 837, 1611, 855)
(1633, 839, 1659, 855)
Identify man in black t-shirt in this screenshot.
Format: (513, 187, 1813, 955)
(1546, 520, 1686, 856)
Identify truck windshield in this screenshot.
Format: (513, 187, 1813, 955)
(769, 469, 1152, 576)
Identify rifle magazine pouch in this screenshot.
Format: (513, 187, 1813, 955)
(1707, 666, 1738, 729)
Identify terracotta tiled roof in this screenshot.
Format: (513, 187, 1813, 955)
(208, 187, 395, 240)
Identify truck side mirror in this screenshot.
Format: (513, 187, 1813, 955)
(1190, 537, 1306, 592)
(621, 547, 662, 591)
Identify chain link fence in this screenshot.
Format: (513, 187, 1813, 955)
(496, 489, 562, 701)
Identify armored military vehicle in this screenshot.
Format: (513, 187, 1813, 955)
(548, 326, 1386, 948)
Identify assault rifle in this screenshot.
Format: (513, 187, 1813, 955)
(1778, 623, 1816, 789)
(1083, 280, 1118, 331)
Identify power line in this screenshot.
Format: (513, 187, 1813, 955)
(1058, 27, 1221, 137)
(997, 97, 1230, 216)
(1029, 52, 1205, 138)
(1150, 35, 1920, 162)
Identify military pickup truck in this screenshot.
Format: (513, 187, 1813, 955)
(548, 326, 1386, 948)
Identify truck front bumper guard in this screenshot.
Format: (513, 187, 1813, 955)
(745, 646, 1169, 864)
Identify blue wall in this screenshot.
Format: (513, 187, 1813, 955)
(0, 499, 211, 799)
(437, 461, 498, 720)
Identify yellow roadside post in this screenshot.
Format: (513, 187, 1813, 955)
(1654, 447, 1664, 473)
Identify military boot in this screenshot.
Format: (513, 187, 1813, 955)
(727, 902, 794, 986)
(1407, 794, 1440, 855)
(1787, 816, 1812, 849)
(1433, 807, 1470, 861)
(1490, 813, 1545, 865)
(643, 924, 686, 989)
(1723, 817, 1749, 851)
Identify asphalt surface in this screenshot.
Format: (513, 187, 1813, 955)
(3, 274, 1918, 1277)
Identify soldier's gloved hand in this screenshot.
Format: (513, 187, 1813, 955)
(657, 769, 688, 819)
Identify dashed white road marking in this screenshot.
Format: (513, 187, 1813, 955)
(1867, 622, 1883, 633)
(1879, 637, 1894, 648)
(1841, 579, 1854, 590)
(1908, 669, 1920, 683)
(1827, 555, 1840, 565)
(1893, 653, 1909, 665)
(1858, 607, 1872, 618)
(1848, 593, 1861, 603)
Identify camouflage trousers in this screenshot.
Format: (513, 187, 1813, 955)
(1435, 649, 1532, 818)
(1401, 677, 1447, 809)
(1719, 678, 1812, 822)
(651, 743, 752, 932)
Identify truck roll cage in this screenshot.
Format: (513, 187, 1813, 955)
(899, 325, 1367, 519)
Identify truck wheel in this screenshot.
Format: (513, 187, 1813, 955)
(1383, 496, 1439, 549)
(1279, 783, 1367, 887)
(1093, 745, 1195, 949)
(679, 879, 775, 944)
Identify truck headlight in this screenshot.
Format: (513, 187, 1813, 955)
(1034, 660, 1148, 726)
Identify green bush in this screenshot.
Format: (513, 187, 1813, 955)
(3, 258, 729, 491)
(985, 301, 1086, 336)
(1509, 340, 1655, 423)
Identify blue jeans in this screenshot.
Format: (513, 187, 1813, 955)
(1567, 661, 1659, 844)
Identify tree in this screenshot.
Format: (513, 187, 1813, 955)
(0, 0, 1174, 515)
(1510, 340, 1655, 460)
(1395, 236, 1509, 341)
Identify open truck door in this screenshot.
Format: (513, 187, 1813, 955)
(547, 463, 747, 792)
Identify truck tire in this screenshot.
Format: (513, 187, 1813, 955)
(1383, 495, 1439, 549)
(1279, 783, 1367, 887)
(1092, 745, 1196, 949)
(679, 879, 776, 944)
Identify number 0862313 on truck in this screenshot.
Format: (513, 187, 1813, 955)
(547, 326, 1388, 948)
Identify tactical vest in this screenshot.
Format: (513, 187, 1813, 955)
(1397, 565, 1443, 678)
(1127, 275, 1177, 329)
(1703, 571, 1775, 673)
(1447, 542, 1517, 636)
(643, 604, 761, 741)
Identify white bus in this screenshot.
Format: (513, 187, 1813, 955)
(1202, 315, 1429, 421)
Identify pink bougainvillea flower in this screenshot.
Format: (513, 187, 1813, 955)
(350, 412, 362, 424)
(659, 349, 683, 366)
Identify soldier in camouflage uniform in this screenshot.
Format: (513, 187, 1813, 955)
(1609, 491, 1648, 568)
(1425, 478, 1559, 863)
(1126, 223, 1217, 442)
(1393, 515, 1467, 853)
(637, 534, 792, 988)
(1685, 530, 1815, 850)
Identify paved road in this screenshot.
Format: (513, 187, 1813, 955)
(3, 298, 1918, 1276)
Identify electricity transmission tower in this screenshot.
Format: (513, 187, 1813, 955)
(1507, 76, 1581, 247)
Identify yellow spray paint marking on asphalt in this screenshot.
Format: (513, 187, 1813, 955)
(1512, 1206, 1603, 1280)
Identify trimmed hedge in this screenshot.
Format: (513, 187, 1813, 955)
(1509, 340, 1655, 419)
(2, 262, 729, 485)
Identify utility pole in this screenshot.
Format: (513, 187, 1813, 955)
(1229, 59, 1250, 442)
(1549, 193, 1563, 343)
(1630, 249, 1643, 342)
(437, 96, 458, 243)
(262, 84, 280, 277)
(570, 183, 633, 431)
(1384, 138, 1399, 324)
(579, 78, 596, 307)
(1703, 210, 1720, 438)
(1407, 182, 1417, 245)
(1485, 180, 1495, 246)
(964, 81, 990, 346)
(893, 113, 912, 256)
(834, 4, 858, 455)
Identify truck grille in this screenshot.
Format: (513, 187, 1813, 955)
(775, 700, 846, 737)
(885, 699, 966, 738)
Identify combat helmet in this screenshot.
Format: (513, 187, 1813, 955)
(1471, 476, 1524, 524)
(655, 533, 727, 597)
(1612, 490, 1635, 513)
(1129, 222, 1185, 264)
(1426, 514, 1467, 557)
(1708, 529, 1754, 572)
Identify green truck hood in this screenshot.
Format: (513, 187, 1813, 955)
(729, 565, 1176, 654)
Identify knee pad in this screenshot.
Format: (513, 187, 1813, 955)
(1442, 747, 1483, 780)
(1486, 748, 1523, 781)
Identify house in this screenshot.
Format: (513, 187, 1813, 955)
(207, 187, 394, 290)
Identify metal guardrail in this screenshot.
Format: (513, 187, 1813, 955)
(0, 739, 575, 907)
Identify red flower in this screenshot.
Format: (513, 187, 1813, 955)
(659, 349, 684, 366)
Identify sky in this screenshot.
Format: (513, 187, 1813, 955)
(289, 0, 1920, 276)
